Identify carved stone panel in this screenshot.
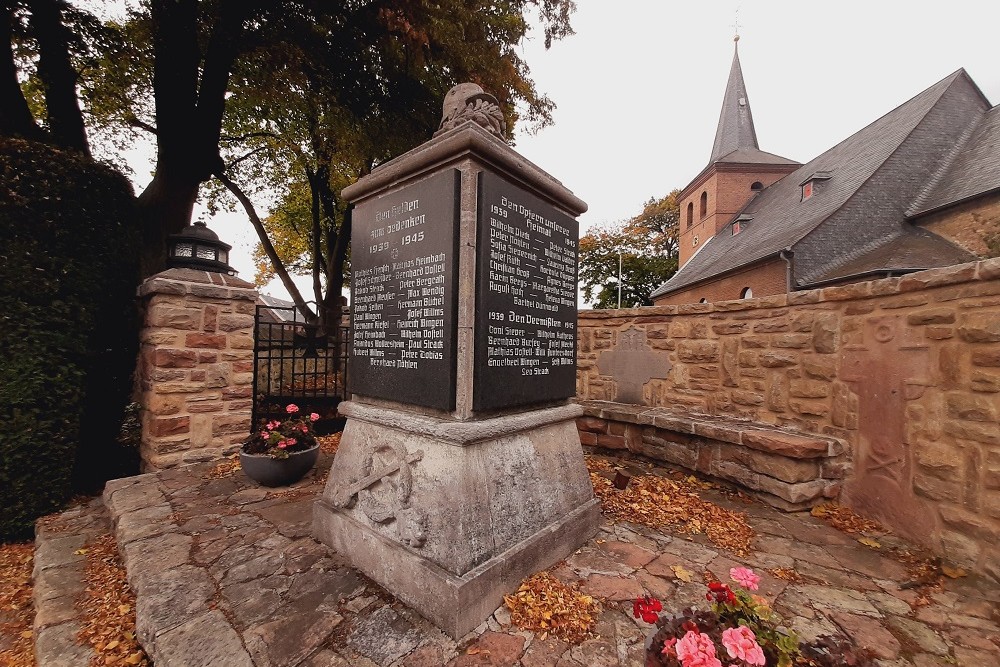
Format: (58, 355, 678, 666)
(597, 326, 672, 405)
(841, 315, 931, 540)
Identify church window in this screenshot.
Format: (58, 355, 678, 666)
(750, 181, 763, 192)
(700, 191, 708, 218)
(699, 298, 708, 304)
(740, 287, 753, 299)
(686, 202, 694, 228)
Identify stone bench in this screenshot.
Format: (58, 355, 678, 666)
(576, 400, 849, 511)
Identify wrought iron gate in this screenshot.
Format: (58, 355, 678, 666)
(252, 302, 351, 428)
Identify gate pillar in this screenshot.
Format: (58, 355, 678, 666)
(136, 268, 258, 470)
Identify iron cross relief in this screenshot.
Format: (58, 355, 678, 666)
(293, 322, 328, 359)
(597, 326, 672, 405)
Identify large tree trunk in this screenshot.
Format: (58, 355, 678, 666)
(137, 0, 250, 278)
(0, 3, 44, 141)
(136, 170, 201, 277)
(27, 0, 88, 154)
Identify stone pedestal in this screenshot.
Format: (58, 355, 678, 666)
(314, 98, 598, 638)
(137, 268, 258, 470)
(315, 401, 599, 637)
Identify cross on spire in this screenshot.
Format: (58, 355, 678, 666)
(731, 7, 741, 43)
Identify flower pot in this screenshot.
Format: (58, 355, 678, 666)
(240, 444, 319, 487)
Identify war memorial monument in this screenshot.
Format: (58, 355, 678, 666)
(313, 84, 600, 638)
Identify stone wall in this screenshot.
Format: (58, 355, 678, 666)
(137, 268, 258, 469)
(915, 191, 1000, 259)
(577, 258, 1000, 579)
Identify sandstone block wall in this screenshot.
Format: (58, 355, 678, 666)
(578, 258, 1000, 580)
(916, 191, 1000, 259)
(137, 268, 258, 469)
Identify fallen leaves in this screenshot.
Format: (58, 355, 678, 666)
(317, 432, 341, 455)
(857, 537, 882, 550)
(768, 567, 800, 582)
(0, 541, 34, 667)
(810, 503, 882, 534)
(670, 565, 695, 583)
(208, 455, 241, 479)
(587, 457, 756, 556)
(77, 534, 151, 667)
(504, 572, 600, 645)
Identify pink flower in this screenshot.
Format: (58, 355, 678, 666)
(675, 630, 722, 667)
(309, 413, 320, 422)
(266, 420, 280, 430)
(730, 567, 761, 591)
(259, 430, 270, 439)
(286, 404, 299, 414)
(722, 626, 766, 666)
(660, 637, 677, 657)
(277, 440, 287, 449)
(300, 424, 309, 433)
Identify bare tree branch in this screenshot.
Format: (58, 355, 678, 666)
(214, 170, 317, 323)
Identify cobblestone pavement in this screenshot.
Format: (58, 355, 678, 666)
(45, 451, 998, 667)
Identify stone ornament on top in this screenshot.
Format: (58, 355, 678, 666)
(597, 325, 672, 405)
(433, 82, 507, 140)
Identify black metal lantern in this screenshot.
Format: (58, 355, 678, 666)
(167, 220, 237, 275)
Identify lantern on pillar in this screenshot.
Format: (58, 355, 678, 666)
(166, 220, 237, 275)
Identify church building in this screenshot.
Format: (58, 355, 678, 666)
(651, 38, 1000, 305)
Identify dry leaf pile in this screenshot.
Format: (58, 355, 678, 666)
(809, 503, 882, 534)
(208, 455, 241, 479)
(0, 542, 34, 667)
(587, 457, 755, 556)
(768, 567, 800, 582)
(503, 572, 600, 644)
(77, 534, 150, 667)
(317, 432, 341, 455)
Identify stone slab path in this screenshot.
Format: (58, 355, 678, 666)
(32, 499, 107, 667)
(55, 451, 999, 667)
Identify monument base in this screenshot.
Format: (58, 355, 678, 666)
(312, 401, 601, 638)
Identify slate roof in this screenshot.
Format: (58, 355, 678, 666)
(804, 227, 976, 285)
(653, 69, 985, 299)
(710, 43, 761, 164)
(908, 104, 1000, 217)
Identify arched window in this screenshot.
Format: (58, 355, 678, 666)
(699, 191, 708, 218)
(686, 202, 694, 228)
(740, 287, 753, 299)
(750, 181, 763, 192)
(699, 298, 708, 304)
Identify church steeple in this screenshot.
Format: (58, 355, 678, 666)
(709, 37, 760, 163)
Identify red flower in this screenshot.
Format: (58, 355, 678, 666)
(632, 596, 662, 623)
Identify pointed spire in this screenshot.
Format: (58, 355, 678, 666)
(709, 38, 759, 163)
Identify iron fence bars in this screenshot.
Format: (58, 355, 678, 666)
(252, 302, 350, 429)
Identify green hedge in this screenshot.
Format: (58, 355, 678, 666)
(0, 138, 140, 540)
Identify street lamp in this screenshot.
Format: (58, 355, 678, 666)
(167, 220, 237, 275)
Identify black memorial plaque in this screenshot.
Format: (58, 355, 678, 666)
(349, 170, 460, 410)
(474, 171, 579, 411)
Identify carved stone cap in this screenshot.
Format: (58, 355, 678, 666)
(433, 83, 506, 141)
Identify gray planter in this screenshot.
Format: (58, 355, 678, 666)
(240, 444, 319, 487)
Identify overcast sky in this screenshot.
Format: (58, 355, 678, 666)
(142, 0, 1000, 303)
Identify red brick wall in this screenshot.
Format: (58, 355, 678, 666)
(653, 258, 787, 305)
(678, 167, 795, 267)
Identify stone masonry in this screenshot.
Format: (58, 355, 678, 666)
(137, 268, 258, 470)
(577, 258, 1000, 582)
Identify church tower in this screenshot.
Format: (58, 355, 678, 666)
(677, 37, 799, 268)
